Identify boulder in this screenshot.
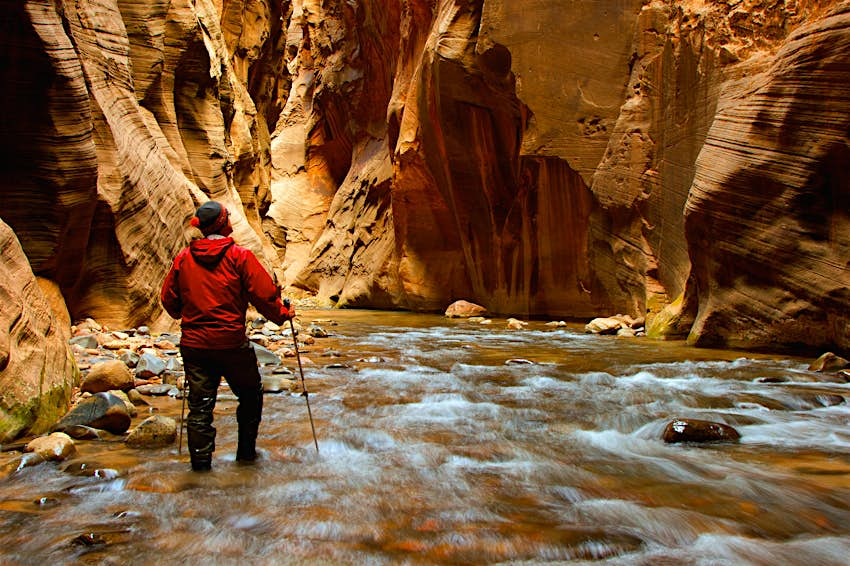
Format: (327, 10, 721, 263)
(808, 352, 850, 372)
(81, 360, 134, 393)
(135, 353, 166, 378)
(662, 419, 741, 444)
(585, 318, 623, 335)
(53, 392, 131, 435)
(0, 222, 78, 442)
(26, 432, 76, 461)
(445, 300, 487, 318)
(506, 318, 528, 330)
(252, 344, 281, 365)
(125, 416, 177, 448)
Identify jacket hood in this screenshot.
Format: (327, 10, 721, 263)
(189, 236, 234, 267)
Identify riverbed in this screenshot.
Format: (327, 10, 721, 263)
(1, 310, 848, 564)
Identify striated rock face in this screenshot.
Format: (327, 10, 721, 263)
(683, 4, 850, 350)
(0, 221, 78, 442)
(0, 0, 849, 381)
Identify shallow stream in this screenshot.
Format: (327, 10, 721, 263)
(1, 310, 849, 564)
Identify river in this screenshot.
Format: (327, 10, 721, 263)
(1, 310, 849, 564)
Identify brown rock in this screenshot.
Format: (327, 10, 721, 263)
(445, 300, 488, 318)
(81, 360, 134, 393)
(125, 416, 177, 449)
(807, 352, 850, 373)
(53, 393, 131, 435)
(26, 432, 76, 461)
(585, 318, 623, 335)
(0, 221, 77, 442)
(663, 419, 741, 444)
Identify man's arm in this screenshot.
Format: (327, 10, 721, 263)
(240, 250, 294, 325)
(160, 254, 184, 319)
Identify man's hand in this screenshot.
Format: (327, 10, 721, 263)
(283, 298, 296, 320)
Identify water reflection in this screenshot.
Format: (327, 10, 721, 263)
(1, 310, 849, 564)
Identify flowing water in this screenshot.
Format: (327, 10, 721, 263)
(1, 310, 849, 565)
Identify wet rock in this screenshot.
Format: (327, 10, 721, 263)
(164, 357, 182, 372)
(26, 432, 76, 461)
(808, 352, 850, 372)
(126, 389, 150, 406)
(0, 453, 45, 477)
(251, 316, 267, 329)
(837, 370, 850, 383)
(262, 375, 296, 394)
(506, 318, 528, 330)
(135, 384, 178, 396)
(585, 317, 623, 335)
(320, 349, 341, 357)
(135, 353, 166, 378)
(64, 462, 121, 479)
(81, 360, 134, 393)
(253, 343, 280, 364)
(108, 390, 137, 418)
(755, 376, 789, 384)
(53, 392, 132, 435)
(545, 321, 567, 327)
(356, 356, 388, 364)
(119, 350, 140, 368)
(616, 327, 637, 337)
(34, 496, 60, 508)
(69, 334, 99, 349)
(265, 321, 281, 332)
(663, 418, 741, 444)
(136, 326, 150, 336)
(324, 363, 351, 369)
(249, 334, 269, 347)
(505, 358, 534, 365)
(445, 300, 487, 318)
(308, 325, 328, 338)
(125, 416, 177, 448)
(71, 532, 105, 547)
(272, 366, 294, 375)
(63, 425, 102, 440)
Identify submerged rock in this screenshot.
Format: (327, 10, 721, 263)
(662, 418, 741, 444)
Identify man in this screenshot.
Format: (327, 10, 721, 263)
(161, 200, 295, 471)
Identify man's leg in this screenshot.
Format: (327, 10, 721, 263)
(180, 346, 222, 471)
(221, 343, 263, 462)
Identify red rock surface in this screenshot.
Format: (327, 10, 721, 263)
(0, 2, 847, 386)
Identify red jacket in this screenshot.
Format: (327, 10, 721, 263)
(160, 237, 292, 349)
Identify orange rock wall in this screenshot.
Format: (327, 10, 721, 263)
(1, 0, 848, 357)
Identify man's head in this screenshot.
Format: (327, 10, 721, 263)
(190, 201, 232, 236)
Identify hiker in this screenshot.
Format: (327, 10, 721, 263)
(160, 200, 295, 471)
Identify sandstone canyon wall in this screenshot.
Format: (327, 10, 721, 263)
(1, 0, 849, 436)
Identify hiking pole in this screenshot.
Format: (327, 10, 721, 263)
(178, 377, 187, 455)
(288, 316, 319, 453)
